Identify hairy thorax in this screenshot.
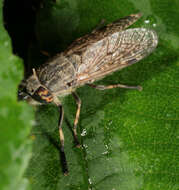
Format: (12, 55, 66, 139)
(37, 54, 79, 96)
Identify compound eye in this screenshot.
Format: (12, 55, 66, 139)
(32, 86, 53, 103)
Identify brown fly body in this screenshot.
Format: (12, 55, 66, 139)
(19, 13, 158, 175)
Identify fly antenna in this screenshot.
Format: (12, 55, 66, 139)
(32, 68, 37, 76)
(32, 68, 39, 81)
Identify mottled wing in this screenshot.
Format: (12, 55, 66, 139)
(65, 13, 142, 55)
(76, 28, 158, 85)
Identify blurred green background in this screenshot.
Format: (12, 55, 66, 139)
(0, 0, 179, 190)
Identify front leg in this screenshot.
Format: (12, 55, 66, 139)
(58, 104, 68, 175)
(72, 92, 81, 148)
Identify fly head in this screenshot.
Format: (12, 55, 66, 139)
(18, 69, 53, 105)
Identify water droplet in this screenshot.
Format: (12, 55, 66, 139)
(81, 128, 87, 136)
(153, 23, 156, 27)
(144, 20, 150, 24)
(83, 144, 88, 149)
(88, 178, 92, 184)
(108, 120, 113, 125)
(102, 151, 109, 155)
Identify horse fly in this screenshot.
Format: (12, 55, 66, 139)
(18, 13, 158, 175)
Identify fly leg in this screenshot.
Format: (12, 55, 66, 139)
(72, 92, 81, 148)
(58, 104, 68, 175)
(88, 83, 142, 91)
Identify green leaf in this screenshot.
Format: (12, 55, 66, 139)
(0, 1, 34, 190)
(26, 0, 179, 189)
